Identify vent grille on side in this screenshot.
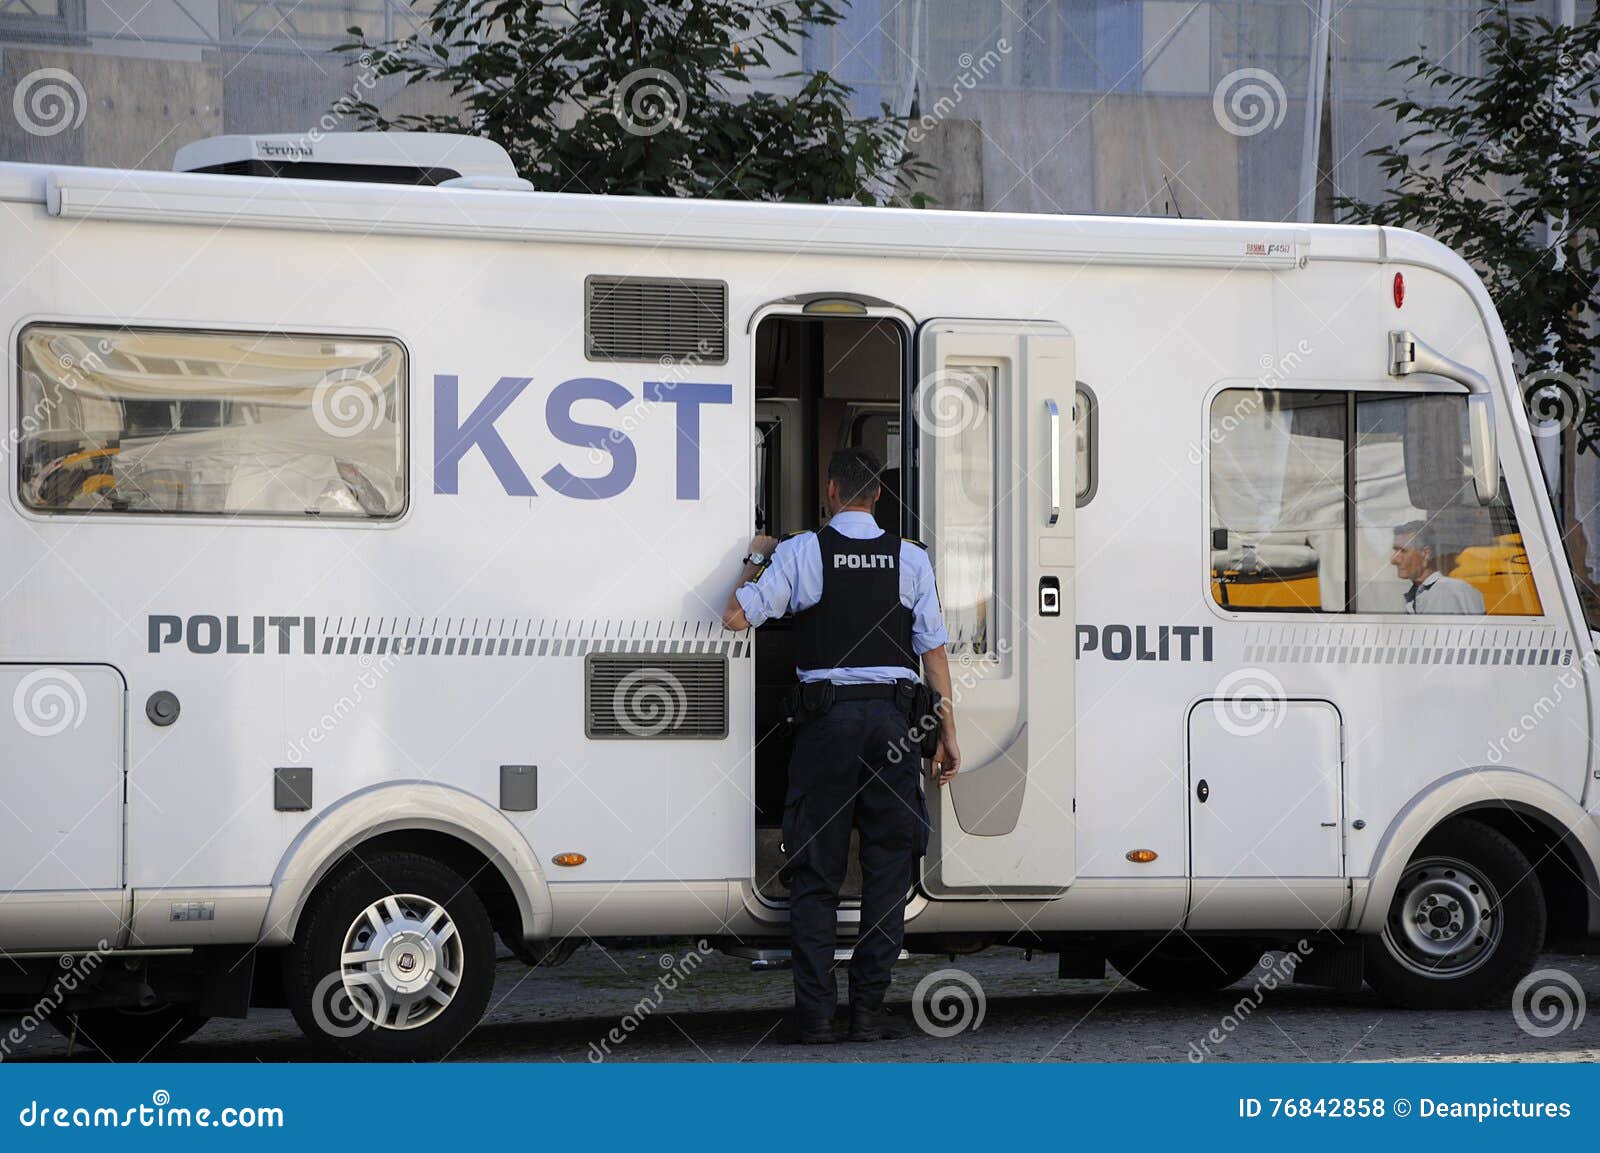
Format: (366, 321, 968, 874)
(585, 653, 728, 739)
(585, 276, 727, 364)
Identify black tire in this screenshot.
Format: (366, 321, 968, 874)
(1365, 817, 1545, 1009)
(49, 1005, 208, 1061)
(1108, 937, 1260, 996)
(285, 850, 496, 1061)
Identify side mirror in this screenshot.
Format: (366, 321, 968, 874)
(1389, 331, 1499, 506)
(1467, 392, 1499, 505)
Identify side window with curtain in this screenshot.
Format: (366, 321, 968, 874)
(17, 325, 407, 519)
(1209, 388, 1541, 616)
(1209, 389, 1347, 612)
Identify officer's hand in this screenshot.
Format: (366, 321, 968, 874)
(930, 732, 960, 786)
(750, 534, 779, 559)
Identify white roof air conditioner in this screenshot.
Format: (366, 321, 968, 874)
(172, 132, 532, 190)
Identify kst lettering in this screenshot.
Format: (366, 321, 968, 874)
(434, 376, 733, 498)
(1078, 624, 1213, 662)
(149, 615, 316, 655)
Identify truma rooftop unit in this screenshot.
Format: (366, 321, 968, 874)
(172, 131, 531, 190)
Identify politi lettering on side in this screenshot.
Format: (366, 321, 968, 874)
(148, 615, 317, 655)
(433, 375, 733, 498)
(1076, 624, 1214, 662)
(833, 554, 896, 570)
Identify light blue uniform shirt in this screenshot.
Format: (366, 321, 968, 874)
(735, 509, 949, 684)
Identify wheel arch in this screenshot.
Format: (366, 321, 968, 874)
(1355, 767, 1600, 937)
(258, 781, 553, 947)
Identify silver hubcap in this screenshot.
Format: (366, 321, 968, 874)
(1382, 855, 1501, 979)
(340, 894, 463, 1031)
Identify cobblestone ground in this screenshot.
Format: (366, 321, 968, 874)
(7, 945, 1599, 1063)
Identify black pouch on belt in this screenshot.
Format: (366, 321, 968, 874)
(788, 679, 834, 727)
(910, 682, 943, 758)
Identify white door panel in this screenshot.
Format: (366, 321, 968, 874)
(917, 319, 1076, 896)
(0, 664, 124, 892)
(1188, 697, 1343, 880)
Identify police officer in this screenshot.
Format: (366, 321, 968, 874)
(722, 447, 961, 1043)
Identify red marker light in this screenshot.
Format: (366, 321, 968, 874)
(1393, 271, 1405, 309)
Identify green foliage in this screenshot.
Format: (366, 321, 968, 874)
(1339, 2, 1600, 448)
(335, 0, 928, 206)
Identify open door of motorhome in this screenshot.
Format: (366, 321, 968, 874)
(915, 320, 1076, 897)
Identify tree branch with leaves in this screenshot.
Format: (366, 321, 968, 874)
(1339, 1, 1600, 449)
(336, 0, 927, 206)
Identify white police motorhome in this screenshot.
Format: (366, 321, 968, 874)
(0, 131, 1596, 1059)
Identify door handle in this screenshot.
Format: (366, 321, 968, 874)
(1195, 779, 1209, 803)
(1045, 398, 1061, 526)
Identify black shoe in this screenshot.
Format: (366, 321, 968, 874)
(782, 1016, 837, 1045)
(847, 1005, 908, 1042)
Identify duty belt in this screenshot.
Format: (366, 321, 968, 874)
(826, 682, 910, 702)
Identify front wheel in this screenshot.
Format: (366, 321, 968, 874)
(1365, 817, 1545, 1009)
(285, 851, 497, 1060)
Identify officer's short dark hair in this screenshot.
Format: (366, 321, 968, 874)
(829, 448, 882, 507)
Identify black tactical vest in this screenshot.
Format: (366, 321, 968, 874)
(794, 525, 918, 675)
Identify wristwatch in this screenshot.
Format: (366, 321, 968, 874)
(743, 550, 768, 568)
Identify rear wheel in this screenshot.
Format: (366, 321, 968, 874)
(1365, 818, 1545, 1009)
(285, 851, 496, 1060)
(49, 1004, 208, 1061)
(1108, 937, 1260, 996)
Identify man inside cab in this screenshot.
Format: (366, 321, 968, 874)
(1392, 520, 1485, 614)
(721, 448, 960, 1043)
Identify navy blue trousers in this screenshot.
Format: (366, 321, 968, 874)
(783, 699, 928, 1022)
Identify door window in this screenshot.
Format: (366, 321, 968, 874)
(927, 364, 997, 655)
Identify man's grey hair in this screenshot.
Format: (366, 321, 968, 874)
(1393, 519, 1437, 558)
